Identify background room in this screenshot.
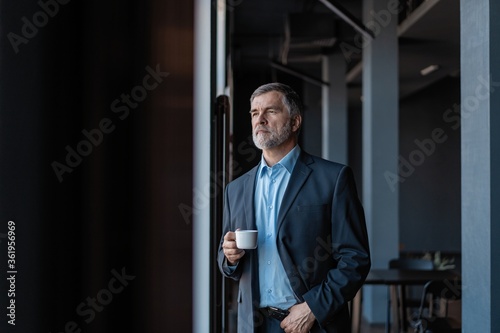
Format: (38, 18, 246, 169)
(1, 0, 499, 332)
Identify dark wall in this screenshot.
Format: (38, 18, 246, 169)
(1, 0, 194, 332)
(399, 76, 461, 253)
(348, 105, 363, 197)
(301, 82, 323, 157)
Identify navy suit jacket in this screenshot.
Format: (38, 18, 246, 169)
(218, 151, 370, 333)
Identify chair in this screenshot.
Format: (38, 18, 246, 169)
(388, 258, 434, 332)
(412, 280, 462, 333)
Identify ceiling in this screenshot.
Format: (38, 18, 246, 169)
(229, 0, 460, 108)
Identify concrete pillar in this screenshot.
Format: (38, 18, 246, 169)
(193, 0, 212, 332)
(322, 52, 348, 164)
(361, 0, 399, 323)
(461, 0, 500, 331)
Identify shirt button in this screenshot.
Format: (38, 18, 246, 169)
(267, 260, 271, 265)
(267, 289, 272, 294)
(269, 205, 273, 209)
(267, 233, 272, 238)
(272, 179, 276, 183)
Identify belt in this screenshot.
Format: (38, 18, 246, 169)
(259, 306, 290, 321)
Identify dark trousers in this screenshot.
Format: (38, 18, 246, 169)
(254, 309, 326, 333)
(255, 318, 329, 333)
(255, 315, 284, 333)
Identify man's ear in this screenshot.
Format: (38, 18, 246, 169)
(292, 115, 302, 132)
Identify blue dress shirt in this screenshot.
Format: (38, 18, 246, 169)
(254, 145, 301, 309)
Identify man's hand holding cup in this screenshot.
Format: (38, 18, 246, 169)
(223, 229, 258, 265)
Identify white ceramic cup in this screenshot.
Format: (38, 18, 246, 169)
(235, 230, 258, 249)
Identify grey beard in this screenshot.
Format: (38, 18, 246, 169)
(253, 122, 292, 150)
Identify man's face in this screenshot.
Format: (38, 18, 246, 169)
(250, 91, 295, 150)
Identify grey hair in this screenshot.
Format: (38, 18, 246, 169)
(250, 82, 303, 117)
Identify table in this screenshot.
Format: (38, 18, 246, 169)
(365, 269, 460, 285)
(351, 269, 461, 333)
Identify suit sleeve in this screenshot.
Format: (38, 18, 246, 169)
(217, 185, 243, 280)
(302, 165, 371, 326)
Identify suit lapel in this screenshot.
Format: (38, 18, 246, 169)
(243, 165, 261, 308)
(243, 165, 258, 230)
(277, 152, 313, 229)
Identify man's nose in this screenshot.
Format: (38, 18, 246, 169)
(256, 113, 267, 124)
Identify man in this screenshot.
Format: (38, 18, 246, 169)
(218, 83, 370, 333)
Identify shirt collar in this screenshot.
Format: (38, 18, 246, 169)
(257, 145, 301, 176)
